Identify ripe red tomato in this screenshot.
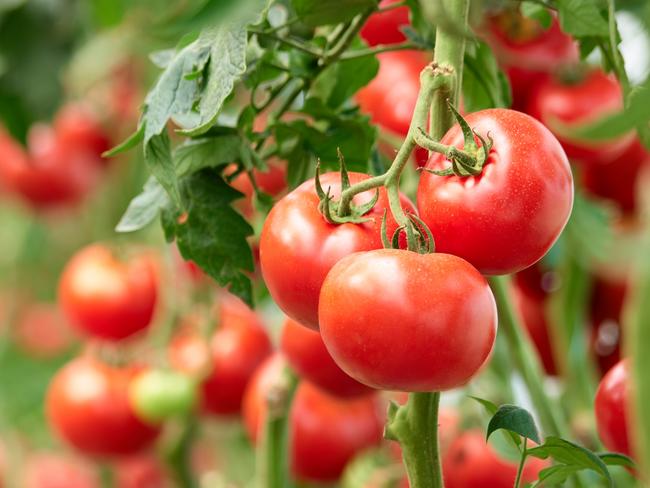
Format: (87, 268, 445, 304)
(583, 139, 650, 216)
(319, 249, 497, 391)
(46, 357, 161, 457)
(511, 275, 557, 375)
(280, 317, 372, 398)
(356, 51, 428, 137)
(595, 359, 631, 456)
(417, 108, 573, 275)
(113, 454, 169, 488)
(590, 278, 627, 375)
(443, 431, 549, 488)
(14, 303, 77, 358)
(22, 453, 99, 488)
(260, 171, 414, 330)
(483, 11, 578, 110)
(360, 0, 410, 47)
(54, 103, 111, 163)
(243, 354, 384, 482)
(201, 294, 272, 415)
(229, 159, 287, 217)
(526, 69, 634, 166)
(58, 244, 158, 341)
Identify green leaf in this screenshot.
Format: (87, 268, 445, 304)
(527, 436, 612, 485)
(532, 464, 581, 487)
(162, 168, 255, 305)
(463, 41, 511, 112)
(291, 0, 376, 27)
(557, 0, 608, 38)
(598, 452, 636, 469)
(103, 125, 144, 158)
(174, 133, 242, 176)
(469, 396, 499, 416)
(116, 177, 170, 233)
(564, 190, 615, 265)
(487, 404, 541, 444)
(145, 131, 182, 207)
(521, 2, 552, 29)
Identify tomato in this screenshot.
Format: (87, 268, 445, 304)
(1, 124, 99, 208)
(14, 303, 77, 358)
(442, 431, 548, 488)
(526, 69, 634, 166)
(356, 51, 428, 137)
(22, 453, 98, 488)
(483, 11, 578, 110)
(0, 125, 29, 193)
(417, 108, 573, 275)
(360, 0, 410, 47)
(243, 354, 384, 482)
(113, 455, 169, 488)
(319, 249, 497, 391)
(512, 275, 557, 375)
(595, 359, 631, 456)
(229, 159, 287, 217)
(583, 139, 650, 216)
(589, 278, 627, 375)
(172, 294, 272, 415)
(54, 103, 111, 163)
(58, 244, 158, 341)
(129, 369, 198, 423)
(280, 317, 372, 398)
(260, 171, 414, 330)
(47, 357, 161, 457)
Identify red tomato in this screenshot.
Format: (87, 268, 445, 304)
(58, 244, 158, 341)
(319, 249, 497, 391)
(356, 51, 428, 137)
(590, 278, 627, 375)
(229, 159, 287, 217)
(1, 124, 99, 208)
(583, 139, 650, 216)
(14, 303, 77, 358)
(360, 0, 410, 47)
(483, 12, 578, 110)
(0, 125, 29, 193)
(526, 69, 634, 166)
(280, 317, 372, 398)
(201, 294, 272, 415)
(417, 108, 573, 275)
(511, 277, 557, 375)
(22, 453, 99, 488)
(260, 171, 414, 330)
(443, 431, 548, 488)
(243, 354, 384, 482)
(595, 359, 631, 456)
(113, 454, 169, 488)
(47, 357, 160, 457)
(54, 103, 111, 163)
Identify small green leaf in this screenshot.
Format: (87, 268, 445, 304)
(527, 436, 612, 485)
(116, 177, 170, 233)
(521, 2, 552, 29)
(469, 396, 499, 416)
(291, 0, 376, 27)
(487, 404, 541, 444)
(531, 464, 581, 487)
(599, 452, 636, 469)
(463, 41, 511, 112)
(174, 133, 242, 176)
(557, 0, 608, 38)
(103, 125, 144, 157)
(145, 132, 182, 207)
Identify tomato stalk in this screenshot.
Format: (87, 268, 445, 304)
(164, 418, 199, 488)
(256, 365, 298, 488)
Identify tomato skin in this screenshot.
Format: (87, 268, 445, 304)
(320, 249, 497, 391)
(583, 139, 650, 216)
(54, 103, 111, 163)
(22, 453, 99, 488)
(443, 431, 548, 488)
(113, 454, 169, 488)
(243, 355, 384, 482)
(229, 159, 287, 217)
(360, 0, 410, 47)
(200, 294, 272, 415)
(417, 108, 573, 275)
(526, 69, 634, 166)
(280, 317, 372, 398)
(46, 357, 161, 457)
(356, 51, 428, 137)
(14, 303, 77, 358)
(595, 359, 631, 456)
(260, 171, 414, 330)
(58, 244, 158, 341)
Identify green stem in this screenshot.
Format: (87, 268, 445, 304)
(606, 0, 630, 95)
(386, 392, 443, 488)
(165, 418, 198, 488)
(339, 42, 420, 60)
(249, 28, 322, 57)
(321, 10, 373, 65)
(258, 366, 299, 488)
(513, 439, 528, 488)
(489, 276, 566, 437)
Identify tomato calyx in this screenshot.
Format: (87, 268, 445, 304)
(380, 210, 435, 254)
(315, 153, 379, 225)
(417, 103, 493, 177)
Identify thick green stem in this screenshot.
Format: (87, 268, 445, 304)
(386, 392, 443, 488)
(257, 366, 299, 488)
(489, 276, 566, 437)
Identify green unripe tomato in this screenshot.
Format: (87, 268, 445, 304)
(129, 369, 198, 423)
